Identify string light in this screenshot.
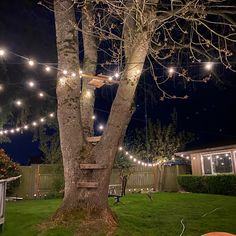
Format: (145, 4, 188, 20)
(71, 72, 76, 78)
(98, 124, 104, 130)
(108, 76, 113, 81)
(0, 111, 55, 136)
(114, 73, 119, 78)
(27, 81, 35, 88)
(92, 115, 96, 120)
(45, 66, 51, 72)
(28, 59, 35, 67)
(0, 84, 4, 92)
(0, 49, 5, 56)
(86, 91, 92, 98)
(63, 70, 68, 75)
(15, 100, 23, 107)
(38, 92, 44, 98)
(205, 62, 213, 71)
(168, 67, 175, 76)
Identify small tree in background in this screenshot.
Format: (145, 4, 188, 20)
(114, 154, 134, 196)
(0, 149, 21, 194)
(36, 124, 64, 196)
(127, 111, 194, 191)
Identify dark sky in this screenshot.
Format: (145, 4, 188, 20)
(0, 0, 236, 165)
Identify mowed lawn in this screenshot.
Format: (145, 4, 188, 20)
(2, 193, 236, 236)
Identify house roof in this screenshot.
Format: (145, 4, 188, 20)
(175, 144, 236, 156)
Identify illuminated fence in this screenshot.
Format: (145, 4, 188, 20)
(13, 164, 189, 199)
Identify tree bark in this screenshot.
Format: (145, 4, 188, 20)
(80, 2, 97, 136)
(53, 0, 156, 231)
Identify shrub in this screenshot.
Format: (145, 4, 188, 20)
(0, 149, 21, 194)
(177, 175, 236, 196)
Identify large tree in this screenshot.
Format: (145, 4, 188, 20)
(46, 0, 236, 231)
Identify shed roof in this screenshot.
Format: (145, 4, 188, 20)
(175, 144, 236, 156)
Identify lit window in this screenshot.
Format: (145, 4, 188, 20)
(201, 152, 232, 175)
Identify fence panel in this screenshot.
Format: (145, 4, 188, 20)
(13, 164, 188, 198)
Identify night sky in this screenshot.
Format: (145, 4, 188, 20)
(0, 0, 236, 165)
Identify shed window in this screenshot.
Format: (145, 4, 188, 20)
(202, 152, 232, 175)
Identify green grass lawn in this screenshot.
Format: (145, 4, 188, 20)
(2, 193, 236, 236)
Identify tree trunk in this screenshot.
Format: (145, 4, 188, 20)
(80, 2, 98, 137)
(53, 0, 155, 232)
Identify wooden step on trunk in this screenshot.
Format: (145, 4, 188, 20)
(80, 164, 107, 170)
(86, 136, 101, 143)
(77, 182, 98, 188)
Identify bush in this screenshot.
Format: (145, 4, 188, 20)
(177, 175, 236, 196)
(0, 149, 21, 194)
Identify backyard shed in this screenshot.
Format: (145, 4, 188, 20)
(175, 144, 236, 176)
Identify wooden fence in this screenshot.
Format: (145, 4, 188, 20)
(13, 164, 189, 199)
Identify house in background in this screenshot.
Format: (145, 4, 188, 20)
(175, 144, 236, 176)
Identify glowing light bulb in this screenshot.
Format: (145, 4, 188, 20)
(99, 124, 104, 130)
(16, 128, 20, 132)
(10, 129, 15, 134)
(119, 146, 123, 151)
(186, 156, 190, 160)
(39, 92, 44, 98)
(79, 70, 83, 74)
(133, 158, 137, 162)
(4, 130, 8, 134)
(86, 91, 92, 98)
(125, 152, 129, 155)
(40, 118, 45, 123)
(49, 113, 54, 118)
(32, 122, 37, 127)
(168, 67, 175, 75)
(28, 60, 35, 67)
(28, 81, 35, 88)
(24, 125, 29, 130)
(45, 66, 51, 72)
(129, 155, 133, 159)
(63, 70, 68, 75)
(0, 84, 4, 92)
(138, 161, 141, 164)
(71, 72, 76, 78)
(205, 62, 213, 71)
(15, 100, 22, 107)
(0, 131, 3, 135)
(59, 77, 66, 85)
(92, 115, 96, 120)
(0, 49, 5, 56)
(108, 76, 113, 81)
(114, 73, 119, 78)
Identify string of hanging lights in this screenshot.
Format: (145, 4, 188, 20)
(0, 112, 55, 136)
(0, 46, 211, 167)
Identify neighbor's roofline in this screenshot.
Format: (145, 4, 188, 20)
(175, 144, 236, 155)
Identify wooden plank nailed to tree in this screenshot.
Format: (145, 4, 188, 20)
(77, 182, 98, 188)
(80, 164, 107, 169)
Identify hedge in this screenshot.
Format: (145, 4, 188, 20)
(177, 175, 236, 196)
(0, 149, 21, 194)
